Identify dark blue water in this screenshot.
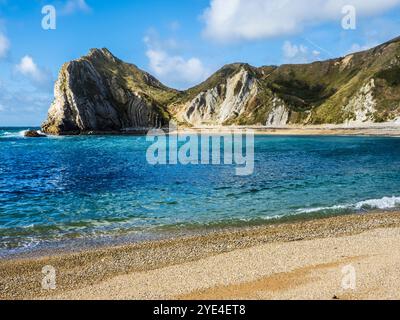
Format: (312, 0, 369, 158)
(1, 127, 400, 257)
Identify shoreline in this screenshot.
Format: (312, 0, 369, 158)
(173, 123, 400, 137)
(14, 123, 400, 137)
(2, 210, 400, 300)
(0, 210, 367, 262)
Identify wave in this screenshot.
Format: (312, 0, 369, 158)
(1, 130, 63, 140)
(297, 196, 400, 214)
(0, 130, 50, 138)
(0, 130, 28, 138)
(355, 196, 400, 210)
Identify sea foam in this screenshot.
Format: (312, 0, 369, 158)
(297, 196, 400, 214)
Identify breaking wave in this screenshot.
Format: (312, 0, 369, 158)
(297, 196, 400, 214)
(0, 130, 28, 138)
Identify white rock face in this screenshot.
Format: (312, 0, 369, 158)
(219, 69, 258, 123)
(183, 68, 258, 125)
(266, 97, 290, 126)
(345, 79, 377, 125)
(184, 87, 221, 125)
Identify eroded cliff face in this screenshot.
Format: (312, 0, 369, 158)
(344, 79, 377, 125)
(181, 68, 258, 126)
(43, 58, 121, 134)
(43, 37, 400, 134)
(42, 49, 177, 135)
(266, 98, 290, 126)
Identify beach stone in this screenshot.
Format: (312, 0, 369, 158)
(24, 130, 47, 138)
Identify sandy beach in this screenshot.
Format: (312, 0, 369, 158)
(1, 211, 400, 300)
(174, 123, 400, 137)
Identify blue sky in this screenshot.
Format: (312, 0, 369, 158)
(0, 0, 400, 126)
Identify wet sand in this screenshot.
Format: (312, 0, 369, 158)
(1, 211, 400, 300)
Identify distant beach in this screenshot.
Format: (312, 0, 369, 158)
(174, 123, 400, 137)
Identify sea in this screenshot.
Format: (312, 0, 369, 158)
(1, 127, 400, 257)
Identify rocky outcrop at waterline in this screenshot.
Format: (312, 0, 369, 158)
(42, 37, 400, 135)
(24, 130, 47, 138)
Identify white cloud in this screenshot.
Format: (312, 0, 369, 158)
(202, 0, 400, 42)
(16, 56, 39, 75)
(283, 41, 307, 59)
(144, 32, 210, 89)
(0, 85, 53, 125)
(146, 49, 209, 85)
(0, 32, 10, 58)
(15, 55, 53, 89)
(282, 41, 320, 63)
(62, 0, 91, 15)
(1, 59, 53, 125)
(0, 80, 52, 113)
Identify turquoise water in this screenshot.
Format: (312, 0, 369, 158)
(1, 127, 400, 257)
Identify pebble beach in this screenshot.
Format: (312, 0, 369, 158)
(2, 211, 400, 300)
